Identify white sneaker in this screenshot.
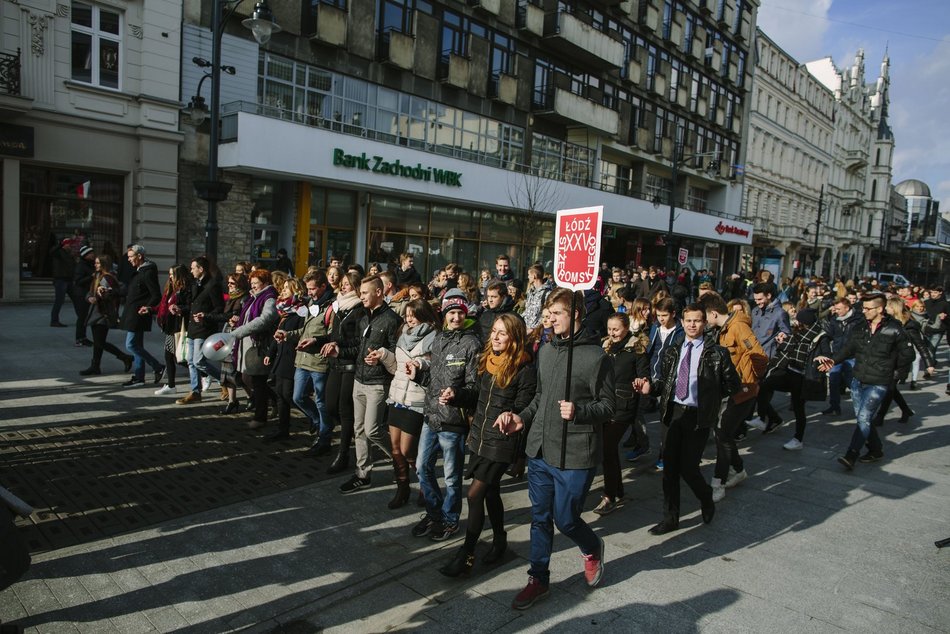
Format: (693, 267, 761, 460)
(783, 438, 804, 451)
(724, 468, 747, 489)
(746, 417, 767, 431)
(154, 385, 177, 396)
(711, 481, 726, 502)
(201, 376, 213, 392)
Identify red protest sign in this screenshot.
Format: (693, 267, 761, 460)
(554, 206, 603, 291)
(678, 247, 689, 266)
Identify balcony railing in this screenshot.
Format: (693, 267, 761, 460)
(218, 100, 742, 222)
(0, 49, 21, 96)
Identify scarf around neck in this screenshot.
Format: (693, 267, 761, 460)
(486, 351, 508, 378)
(398, 322, 435, 352)
(240, 285, 277, 325)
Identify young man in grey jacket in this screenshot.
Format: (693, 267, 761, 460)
(494, 288, 615, 610)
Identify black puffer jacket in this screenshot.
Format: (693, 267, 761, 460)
(328, 301, 365, 372)
(604, 332, 650, 424)
(904, 319, 937, 370)
(341, 303, 401, 385)
(419, 322, 481, 434)
(655, 334, 739, 429)
(266, 312, 304, 380)
(458, 362, 536, 464)
(832, 315, 915, 385)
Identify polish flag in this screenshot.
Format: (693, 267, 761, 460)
(76, 180, 91, 199)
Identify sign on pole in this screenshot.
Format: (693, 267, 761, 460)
(553, 206, 604, 291)
(678, 247, 689, 266)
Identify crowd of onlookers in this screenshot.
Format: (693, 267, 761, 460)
(29, 237, 948, 608)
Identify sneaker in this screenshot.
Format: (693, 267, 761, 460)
(512, 576, 550, 610)
(858, 450, 884, 463)
(724, 468, 748, 488)
(339, 475, 371, 494)
(201, 376, 213, 392)
(154, 385, 176, 395)
(176, 391, 202, 405)
(121, 376, 145, 388)
(783, 438, 804, 451)
(153, 365, 166, 385)
(624, 447, 649, 462)
(593, 496, 623, 516)
(653, 459, 664, 473)
(430, 522, 459, 542)
(711, 481, 726, 503)
(746, 417, 767, 431)
(582, 537, 605, 587)
(411, 514, 437, 538)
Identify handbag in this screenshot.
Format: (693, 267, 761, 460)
(175, 320, 189, 364)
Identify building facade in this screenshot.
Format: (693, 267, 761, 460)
(895, 178, 948, 287)
(0, 0, 183, 301)
(741, 31, 894, 282)
(177, 0, 759, 281)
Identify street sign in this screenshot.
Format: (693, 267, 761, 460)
(678, 247, 689, 266)
(554, 206, 603, 291)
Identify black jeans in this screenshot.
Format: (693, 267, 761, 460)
(872, 383, 912, 426)
(274, 375, 295, 434)
(70, 289, 89, 341)
(90, 324, 127, 371)
(0, 504, 30, 591)
(714, 399, 755, 483)
(662, 406, 712, 521)
(602, 421, 628, 500)
(163, 348, 178, 387)
(326, 369, 355, 453)
(250, 374, 273, 423)
(759, 371, 807, 439)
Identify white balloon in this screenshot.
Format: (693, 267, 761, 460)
(201, 332, 235, 361)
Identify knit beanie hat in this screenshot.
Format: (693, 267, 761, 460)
(797, 308, 817, 326)
(441, 287, 469, 316)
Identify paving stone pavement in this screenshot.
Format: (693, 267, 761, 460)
(1, 304, 949, 632)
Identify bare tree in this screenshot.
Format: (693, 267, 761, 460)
(506, 169, 565, 273)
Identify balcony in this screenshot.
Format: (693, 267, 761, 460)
(534, 86, 619, 135)
(378, 30, 414, 70)
(468, 0, 501, 15)
(0, 49, 32, 117)
(309, 4, 347, 47)
(489, 73, 518, 106)
(839, 188, 865, 208)
(439, 54, 470, 90)
(543, 11, 624, 69)
(844, 148, 869, 172)
(516, 1, 544, 37)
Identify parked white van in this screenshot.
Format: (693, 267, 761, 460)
(868, 272, 912, 287)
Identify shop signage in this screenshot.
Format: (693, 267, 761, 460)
(554, 206, 603, 291)
(714, 221, 750, 238)
(0, 123, 34, 158)
(332, 148, 462, 187)
(678, 247, 689, 266)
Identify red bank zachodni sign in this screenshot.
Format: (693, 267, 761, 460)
(554, 206, 603, 292)
(715, 221, 750, 238)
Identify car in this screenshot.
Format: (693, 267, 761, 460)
(867, 272, 912, 287)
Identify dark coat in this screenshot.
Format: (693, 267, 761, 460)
(182, 275, 225, 339)
(396, 265, 422, 287)
(266, 312, 304, 380)
(49, 246, 75, 281)
(604, 332, 650, 424)
(655, 334, 739, 429)
(459, 363, 537, 464)
(477, 296, 521, 343)
(328, 301, 366, 372)
(420, 322, 481, 434)
(340, 304, 401, 385)
(831, 315, 915, 386)
(120, 260, 161, 332)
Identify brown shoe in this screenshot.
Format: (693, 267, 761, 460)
(220, 386, 229, 401)
(176, 391, 202, 405)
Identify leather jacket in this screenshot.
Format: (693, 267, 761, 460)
(655, 334, 739, 429)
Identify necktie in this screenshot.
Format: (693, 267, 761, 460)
(675, 342, 692, 401)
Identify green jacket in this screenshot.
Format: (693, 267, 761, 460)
(287, 291, 335, 373)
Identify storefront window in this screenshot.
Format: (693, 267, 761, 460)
(20, 166, 123, 279)
(430, 204, 479, 238)
(370, 195, 430, 234)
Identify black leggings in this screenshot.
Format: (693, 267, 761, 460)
(602, 421, 628, 500)
(462, 478, 505, 553)
(89, 324, 127, 371)
(274, 375, 295, 433)
(163, 348, 178, 387)
(759, 371, 806, 439)
(326, 369, 355, 450)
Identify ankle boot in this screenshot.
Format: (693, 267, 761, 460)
(439, 546, 475, 578)
(482, 531, 508, 564)
(327, 451, 349, 475)
(388, 479, 410, 509)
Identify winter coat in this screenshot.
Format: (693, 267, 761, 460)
(717, 311, 768, 404)
(340, 303, 401, 385)
(459, 363, 537, 464)
(396, 265, 422, 287)
(822, 309, 863, 355)
(49, 245, 75, 280)
(831, 315, 915, 386)
(266, 312, 304, 380)
(904, 319, 937, 369)
(120, 260, 161, 333)
(518, 328, 615, 470)
(751, 299, 791, 358)
(477, 296, 522, 343)
(230, 289, 279, 376)
(381, 325, 437, 413)
(327, 299, 365, 372)
(603, 332, 650, 424)
(419, 322, 481, 434)
(648, 320, 684, 382)
(582, 291, 612, 339)
(655, 334, 739, 429)
(72, 258, 95, 298)
(285, 289, 336, 373)
(181, 275, 224, 340)
(85, 273, 121, 328)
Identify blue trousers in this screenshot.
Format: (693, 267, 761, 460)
(293, 368, 330, 444)
(848, 378, 887, 454)
(417, 424, 466, 526)
(125, 330, 162, 381)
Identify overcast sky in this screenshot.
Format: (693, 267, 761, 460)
(756, 0, 950, 205)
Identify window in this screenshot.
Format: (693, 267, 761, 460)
(71, 2, 122, 89)
(687, 187, 708, 212)
(645, 172, 672, 205)
(662, 1, 673, 40)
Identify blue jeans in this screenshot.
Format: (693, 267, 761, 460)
(293, 368, 330, 444)
(848, 378, 887, 454)
(417, 424, 466, 526)
(526, 457, 600, 584)
(125, 330, 162, 381)
(828, 359, 855, 410)
(928, 333, 948, 384)
(187, 337, 221, 393)
(51, 279, 69, 323)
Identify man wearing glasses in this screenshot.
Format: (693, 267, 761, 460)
(815, 293, 915, 469)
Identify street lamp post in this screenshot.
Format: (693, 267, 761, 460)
(666, 145, 720, 273)
(192, 0, 280, 263)
(812, 184, 824, 276)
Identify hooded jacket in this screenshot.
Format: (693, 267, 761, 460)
(419, 321, 481, 434)
(518, 328, 615, 470)
(655, 334, 739, 429)
(717, 311, 768, 404)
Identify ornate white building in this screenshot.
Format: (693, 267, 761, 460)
(740, 31, 894, 281)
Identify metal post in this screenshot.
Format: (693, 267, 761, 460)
(560, 290, 578, 470)
(205, 0, 223, 262)
(813, 185, 823, 276)
(666, 146, 679, 274)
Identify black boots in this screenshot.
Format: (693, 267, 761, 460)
(440, 547, 475, 578)
(388, 458, 411, 509)
(482, 532, 508, 564)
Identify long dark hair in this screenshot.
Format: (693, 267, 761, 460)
(91, 254, 114, 294)
(164, 264, 190, 296)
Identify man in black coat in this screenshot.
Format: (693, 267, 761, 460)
(478, 281, 522, 342)
(395, 252, 422, 287)
(175, 256, 225, 404)
(70, 245, 97, 346)
(120, 244, 163, 387)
